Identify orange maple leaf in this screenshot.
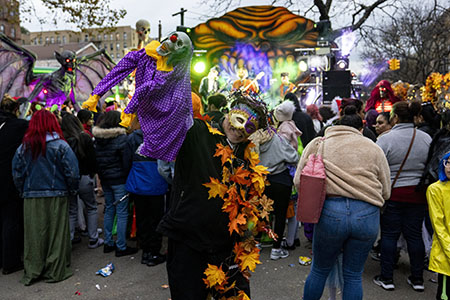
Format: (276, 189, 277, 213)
(203, 177, 228, 199)
(237, 248, 261, 272)
(203, 264, 227, 288)
(228, 213, 247, 235)
(214, 143, 233, 165)
(230, 166, 251, 185)
(197, 114, 212, 122)
(223, 199, 239, 220)
(233, 242, 245, 262)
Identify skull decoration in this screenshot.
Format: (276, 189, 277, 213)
(55, 50, 76, 73)
(157, 31, 192, 58)
(135, 19, 151, 45)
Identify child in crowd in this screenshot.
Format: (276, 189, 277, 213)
(427, 152, 450, 300)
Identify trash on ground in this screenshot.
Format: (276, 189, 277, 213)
(96, 262, 115, 277)
(298, 256, 312, 266)
(95, 284, 101, 290)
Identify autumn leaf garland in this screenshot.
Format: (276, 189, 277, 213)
(202, 120, 274, 299)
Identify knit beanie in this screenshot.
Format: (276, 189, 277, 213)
(274, 100, 295, 122)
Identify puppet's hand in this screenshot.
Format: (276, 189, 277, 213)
(82, 94, 100, 112)
(119, 111, 136, 128)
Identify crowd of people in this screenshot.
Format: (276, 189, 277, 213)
(0, 61, 449, 300)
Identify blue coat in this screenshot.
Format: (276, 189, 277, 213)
(12, 133, 80, 198)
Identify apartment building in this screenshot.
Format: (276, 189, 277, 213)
(25, 26, 138, 62)
(0, 0, 21, 42)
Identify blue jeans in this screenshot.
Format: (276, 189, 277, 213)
(303, 197, 379, 300)
(102, 184, 128, 251)
(380, 201, 425, 281)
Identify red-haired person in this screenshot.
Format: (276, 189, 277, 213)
(12, 110, 79, 286)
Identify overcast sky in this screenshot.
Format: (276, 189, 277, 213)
(25, 0, 273, 36)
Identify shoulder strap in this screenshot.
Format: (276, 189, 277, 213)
(392, 128, 416, 189)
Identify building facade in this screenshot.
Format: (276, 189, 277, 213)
(25, 26, 138, 62)
(0, 0, 21, 42)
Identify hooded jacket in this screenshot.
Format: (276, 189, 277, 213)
(93, 126, 128, 186)
(427, 180, 450, 277)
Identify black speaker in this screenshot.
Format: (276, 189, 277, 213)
(322, 71, 351, 104)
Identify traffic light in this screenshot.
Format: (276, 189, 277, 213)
(388, 59, 400, 70)
(176, 26, 191, 34)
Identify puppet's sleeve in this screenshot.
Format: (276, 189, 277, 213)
(82, 50, 142, 112)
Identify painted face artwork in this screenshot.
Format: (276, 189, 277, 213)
(228, 103, 259, 136)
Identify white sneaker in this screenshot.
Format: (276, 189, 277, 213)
(88, 238, 104, 249)
(270, 248, 289, 260)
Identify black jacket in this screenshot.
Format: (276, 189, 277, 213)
(0, 110, 28, 200)
(157, 119, 248, 253)
(292, 110, 316, 147)
(66, 132, 96, 177)
(93, 126, 128, 186)
(422, 128, 450, 183)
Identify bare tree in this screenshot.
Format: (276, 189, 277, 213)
(19, 0, 126, 31)
(360, 3, 450, 84)
(197, 0, 401, 39)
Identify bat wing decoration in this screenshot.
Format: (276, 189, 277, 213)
(0, 32, 118, 113)
(73, 49, 116, 106)
(0, 33, 36, 101)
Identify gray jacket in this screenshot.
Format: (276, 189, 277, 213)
(259, 133, 299, 175)
(376, 123, 431, 188)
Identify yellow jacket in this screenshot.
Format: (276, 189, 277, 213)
(427, 180, 450, 276)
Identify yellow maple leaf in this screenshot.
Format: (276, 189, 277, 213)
(237, 248, 261, 272)
(205, 121, 224, 136)
(203, 177, 228, 199)
(214, 143, 233, 165)
(244, 144, 260, 166)
(222, 166, 231, 183)
(251, 174, 266, 194)
(251, 164, 269, 176)
(203, 264, 227, 288)
(238, 290, 251, 300)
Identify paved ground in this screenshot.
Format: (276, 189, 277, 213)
(0, 198, 437, 300)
